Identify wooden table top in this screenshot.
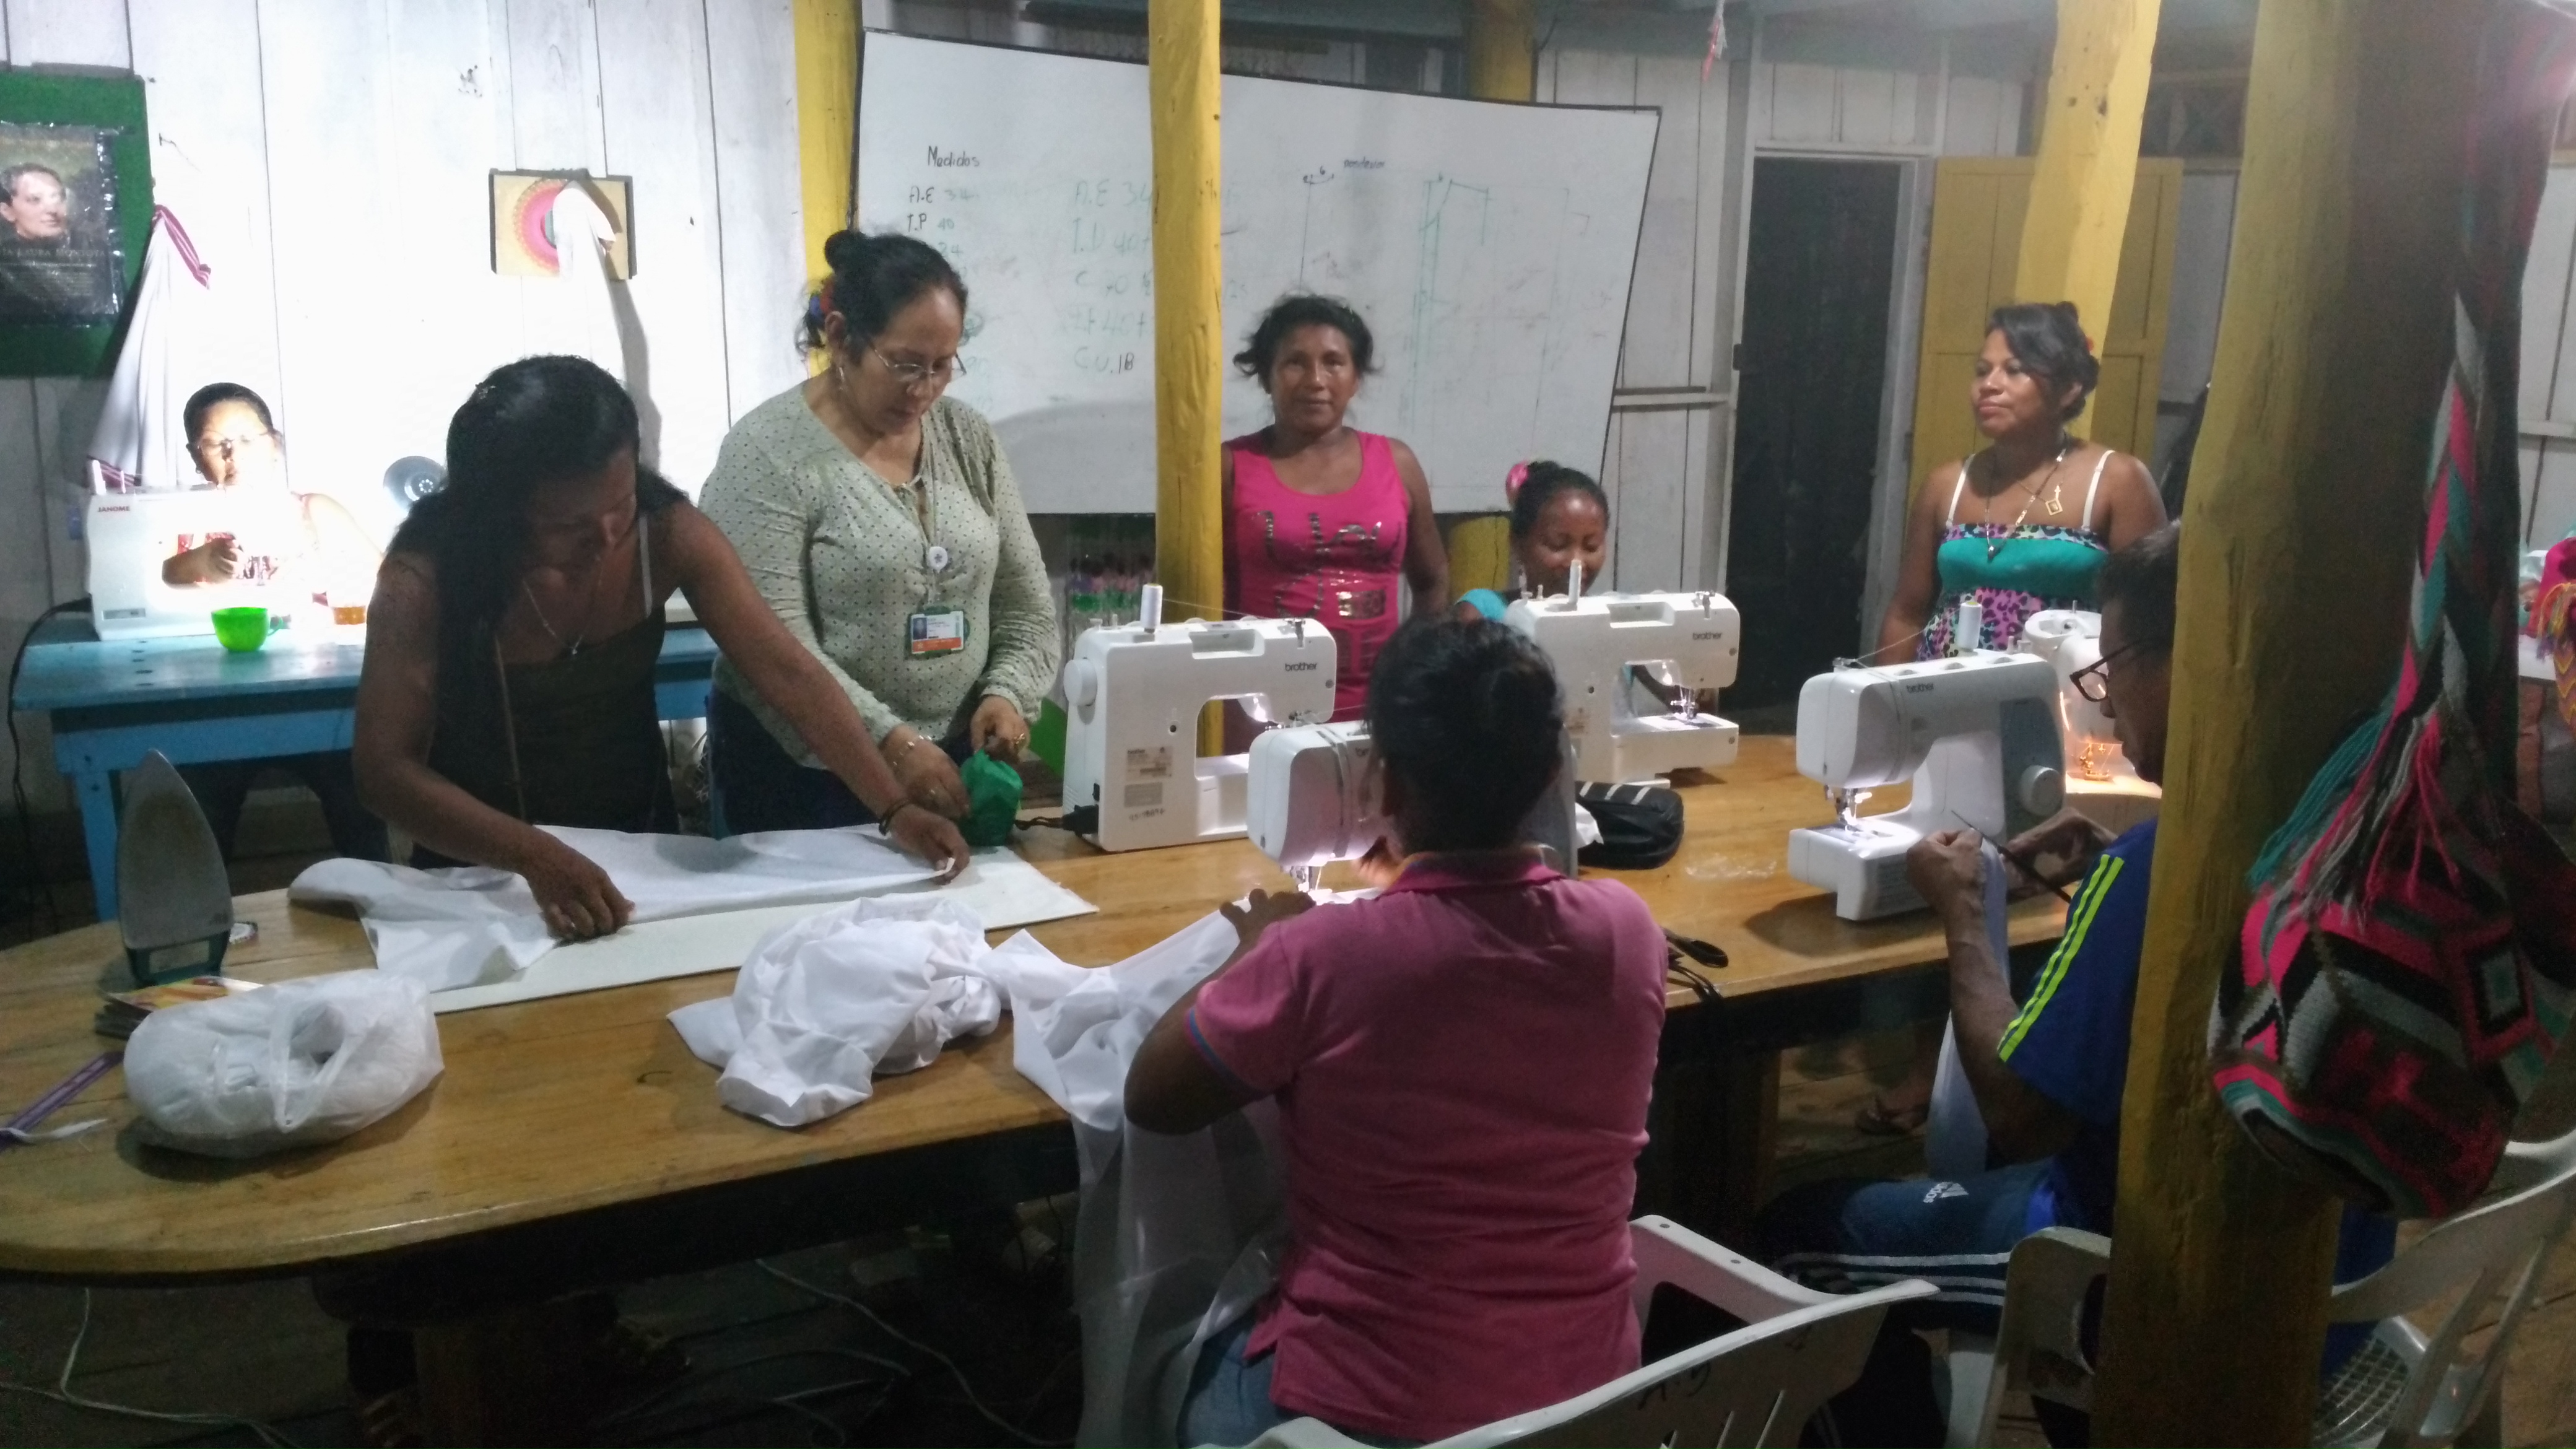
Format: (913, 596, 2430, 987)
(0, 735, 2063, 1282)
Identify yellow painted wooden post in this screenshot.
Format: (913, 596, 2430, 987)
(2092, 4, 2481, 1443)
(793, 0, 861, 377)
(1151, 0, 1225, 751)
(2011, 0, 2162, 441)
(1444, 0, 1536, 598)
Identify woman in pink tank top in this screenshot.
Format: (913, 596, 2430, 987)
(1224, 295, 1447, 723)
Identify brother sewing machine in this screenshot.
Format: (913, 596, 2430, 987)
(1786, 650, 2066, 920)
(86, 489, 313, 640)
(2018, 609, 2160, 835)
(1503, 572, 1743, 782)
(1061, 585, 1339, 852)
(1246, 720, 1582, 889)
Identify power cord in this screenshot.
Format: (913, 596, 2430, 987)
(0, 1287, 298, 1447)
(757, 1260, 1073, 1447)
(7, 597, 89, 936)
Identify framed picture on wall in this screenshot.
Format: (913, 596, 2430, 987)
(490, 171, 635, 279)
(0, 69, 150, 375)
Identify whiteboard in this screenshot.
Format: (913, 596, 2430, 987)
(856, 33, 1659, 514)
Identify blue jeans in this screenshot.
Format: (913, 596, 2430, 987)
(1177, 1318, 1419, 1448)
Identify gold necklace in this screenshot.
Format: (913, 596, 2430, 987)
(1983, 438, 2074, 562)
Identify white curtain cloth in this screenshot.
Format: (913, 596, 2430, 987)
(87, 207, 215, 493)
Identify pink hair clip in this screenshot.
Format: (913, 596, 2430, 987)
(1504, 460, 1531, 500)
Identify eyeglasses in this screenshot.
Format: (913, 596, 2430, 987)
(869, 347, 965, 391)
(193, 430, 279, 461)
(2069, 638, 2166, 702)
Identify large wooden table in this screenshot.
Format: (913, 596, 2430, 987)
(0, 735, 2063, 1441)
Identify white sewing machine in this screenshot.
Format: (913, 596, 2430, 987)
(2019, 609, 2161, 835)
(1786, 650, 2066, 920)
(1247, 721, 1384, 890)
(1504, 584, 1743, 782)
(1061, 585, 1338, 852)
(1246, 719, 1583, 888)
(85, 489, 315, 640)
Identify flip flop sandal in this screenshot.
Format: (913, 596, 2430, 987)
(1853, 1097, 1930, 1136)
(354, 1388, 426, 1449)
(583, 1316, 690, 1388)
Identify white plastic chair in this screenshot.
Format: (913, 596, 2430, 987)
(1241, 1214, 1936, 1448)
(1946, 1128, 2576, 1448)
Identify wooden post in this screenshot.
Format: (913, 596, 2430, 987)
(2092, 4, 2479, 1443)
(1151, 0, 1225, 752)
(1448, 0, 1537, 595)
(2011, 0, 2161, 441)
(793, 0, 861, 378)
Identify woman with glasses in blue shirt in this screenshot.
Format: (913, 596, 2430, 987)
(700, 231, 1059, 835)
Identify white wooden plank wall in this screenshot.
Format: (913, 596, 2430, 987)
(2522, 163, 2576, 551)
(0, 0, 808, 820)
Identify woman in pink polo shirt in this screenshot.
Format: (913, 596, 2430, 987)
(1224, 294, 1448, 726)
(1127, 618, 1669, 1446)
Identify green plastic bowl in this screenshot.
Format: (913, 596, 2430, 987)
(211, 606, 271, 653)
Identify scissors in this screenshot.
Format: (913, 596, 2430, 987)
(1949, 811, 2076, 905)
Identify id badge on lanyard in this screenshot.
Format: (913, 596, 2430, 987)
(907, 535, 965, 658)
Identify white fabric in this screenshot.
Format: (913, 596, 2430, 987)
(982, 910, 1292, 1448)
(667, 896, 1001, 1126)
(1925, 839, 2012, 1180)
(87, 208, 216, 493)
(124, 970, 444, 1158)
(550, 186, 625, 386)
(292, 825, 944, 992)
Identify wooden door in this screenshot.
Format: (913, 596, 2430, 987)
(1905, 157, 2184, 494)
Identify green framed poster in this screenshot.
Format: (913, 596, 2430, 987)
(0, 67, 152, 376)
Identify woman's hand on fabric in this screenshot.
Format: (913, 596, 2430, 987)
(517, 835, 634, 941)
(886, 726, 968, 819)
(969, 695, 1030, 759)
(1904, 828, 1988, 926)
(1221, 888, 1315, 953)
(2003, 809, 2114, 895)
(884, 803, 970, 882)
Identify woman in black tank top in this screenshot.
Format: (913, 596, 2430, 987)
(354, 357, 966, 940)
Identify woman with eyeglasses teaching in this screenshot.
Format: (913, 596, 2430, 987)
(700, 231, 1058, 833)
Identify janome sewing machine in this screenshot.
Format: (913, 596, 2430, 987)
(2017, 609, 2161, 836)
(1503, 577, 1743, 782)
(1786, 650, 2066, 920)
(85, 489, 313, 641)
(1061, 585, 1339, 852)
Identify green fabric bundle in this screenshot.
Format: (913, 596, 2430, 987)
(960, 751, 1022, 848)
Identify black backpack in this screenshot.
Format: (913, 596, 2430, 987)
(1575, 781, 1685, 870)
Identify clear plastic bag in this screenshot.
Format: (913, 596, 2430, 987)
(123, 970, 444, 1157)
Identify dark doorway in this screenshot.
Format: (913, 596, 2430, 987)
(1723, 158, 1902, 710)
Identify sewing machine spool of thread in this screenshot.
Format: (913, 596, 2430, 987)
(1954, 598, 1983, 656)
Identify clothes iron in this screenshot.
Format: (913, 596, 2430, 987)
(116, 751, 235, 985)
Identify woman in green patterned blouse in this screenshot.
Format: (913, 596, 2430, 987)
(701, 232, 1059, 833)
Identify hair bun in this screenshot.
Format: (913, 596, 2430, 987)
(821, 228, 871, 276)
(1504, 460, 1531, 500)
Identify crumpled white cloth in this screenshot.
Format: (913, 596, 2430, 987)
(980, 910, 1294, 1448)
(668, 896, 1001, 1127)
(291, 826, 940, 991)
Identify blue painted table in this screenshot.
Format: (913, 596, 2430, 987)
(12, 616, 719, 920)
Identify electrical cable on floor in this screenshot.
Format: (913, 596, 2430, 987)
(0, 1287, 299, 1447)
(757, 1259, 1075, 1447)
(7, 597, 89, 936)
(590, 1344, 908, 1432)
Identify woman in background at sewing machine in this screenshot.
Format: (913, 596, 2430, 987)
(354, 355, 967, 942)
(1224, 294, 1447, 736)
(1858, 302, 2165, 1136)
(1127, 617, 1666, 1447)
(162, 382, 389, 863)
(700, 231, 1058, 832)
